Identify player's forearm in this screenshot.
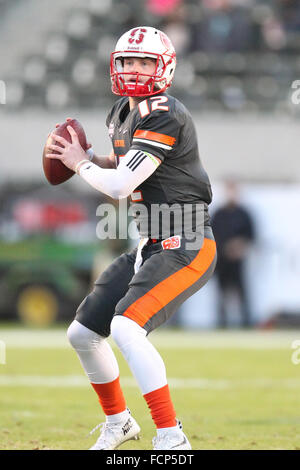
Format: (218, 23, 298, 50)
(78, 149, 159, 199)
(91, 154, 116, 169)
(79, 164, 128, 199)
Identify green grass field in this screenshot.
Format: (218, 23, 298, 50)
(1, 325, 300, 450)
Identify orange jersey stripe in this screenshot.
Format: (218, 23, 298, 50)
(123, 237, 216, 328)
(134, 129, 176, 147)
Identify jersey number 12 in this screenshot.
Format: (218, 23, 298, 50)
(138, 96, 169, 118)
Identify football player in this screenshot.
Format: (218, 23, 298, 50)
(46, 26, 217, 450)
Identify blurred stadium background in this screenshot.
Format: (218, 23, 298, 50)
(1, 0, 300, 451)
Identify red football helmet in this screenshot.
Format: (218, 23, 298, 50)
(110, 26, 176, 97)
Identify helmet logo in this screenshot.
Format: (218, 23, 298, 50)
(128, 28, 146, 45)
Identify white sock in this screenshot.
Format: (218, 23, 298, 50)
(157, 425, 179, 436)
(106, 408, 130, 424)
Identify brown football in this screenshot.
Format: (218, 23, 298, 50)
(43, 119, 88, 185)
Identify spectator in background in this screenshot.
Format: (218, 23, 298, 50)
(259, 4, 287, 51)
(162, 9, 191, 57)
(211, 179, 255, 328)
(190, 0, 256, 52)
(257, 0, 300, 51)
(277, 0, 300, 33)
(146, 0, 191, 56)
(265, 0, 300, 50)
(146, 0, 183, 16)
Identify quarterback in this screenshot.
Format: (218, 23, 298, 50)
(46, 26, 217, 450)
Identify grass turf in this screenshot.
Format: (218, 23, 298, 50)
(0, 327, 300, 450)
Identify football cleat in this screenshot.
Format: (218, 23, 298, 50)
(152, 420, 192, 450)
(89, 409, 141, 450)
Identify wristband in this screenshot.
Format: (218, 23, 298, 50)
(75, 159, 90, 175)
(86, 148, 95, 161)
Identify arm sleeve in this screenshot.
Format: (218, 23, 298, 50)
(130, 111, 181, 162)
(78, 149, 160, 199)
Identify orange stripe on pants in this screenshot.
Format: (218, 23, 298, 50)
(123, 237, 216, 328)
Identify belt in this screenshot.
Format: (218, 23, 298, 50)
(146, 238, 162, 245)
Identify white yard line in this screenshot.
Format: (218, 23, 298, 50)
(0, 328, 300, 349)
(0, 375, 300, 389)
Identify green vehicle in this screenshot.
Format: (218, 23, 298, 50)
(0, 182, 108, 326)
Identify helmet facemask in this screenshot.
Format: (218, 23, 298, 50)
(111, 53, 171, 97)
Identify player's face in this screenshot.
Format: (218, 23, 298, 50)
(123, 57, 157, 84)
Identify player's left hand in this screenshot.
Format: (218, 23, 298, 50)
(45, 126, 88, 172)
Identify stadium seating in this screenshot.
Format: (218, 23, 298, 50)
(2, 0, 300, 115)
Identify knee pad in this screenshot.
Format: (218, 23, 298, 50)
(110, 315, 147, 350)
(111, 315, 167, 394)
(67, 319, 104, 351)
